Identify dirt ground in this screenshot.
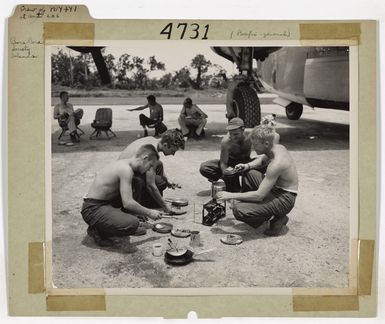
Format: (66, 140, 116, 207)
(51, 94, 350, 289)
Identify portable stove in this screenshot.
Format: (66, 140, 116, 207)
(201, 180, 226, 226)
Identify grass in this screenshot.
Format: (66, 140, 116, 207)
(51, 86, 227, 99)
(51, 86, 228, 105)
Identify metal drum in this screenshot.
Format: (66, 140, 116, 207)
(211, 180, 226, 199)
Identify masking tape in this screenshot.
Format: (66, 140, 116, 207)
(28, 242, 45, 293)
(46, 289, 106, 311)
(299, 23, 361, 44)
(44, 22, 94, 45)
(358, 240, 375, 295)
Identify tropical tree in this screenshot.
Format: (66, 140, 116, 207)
(158, 73, 173, 89)
(148, 56, 166, 71)
(190, 54, 211, 90)
(51, 50, 72, 86)
(173, 67, 192, 88)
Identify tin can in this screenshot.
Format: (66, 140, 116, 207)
(189, 231, 200, 247)
(152, 243, 163, 257)
(211, 180, 226, 199)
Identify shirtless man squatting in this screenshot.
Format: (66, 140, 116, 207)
(217, 124, 298, 236)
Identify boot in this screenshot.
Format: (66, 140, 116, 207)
(87, 226, 114, 247)
(264, 215, 289, 236)
(132, 226, 147, 236)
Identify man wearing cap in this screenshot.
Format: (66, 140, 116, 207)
(199, 117, 252, 192)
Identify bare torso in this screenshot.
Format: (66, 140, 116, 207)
(54, 102, 74, 118)
(222, 135, 252, 162)
(267, 144, 299, 191)
(87, 159, 133, 201)
(149, 103, 163, 120)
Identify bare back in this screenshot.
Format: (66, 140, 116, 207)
(267, 144, 298, 191)
(87, 159, 134, 201)
(119, 137, 159, 160)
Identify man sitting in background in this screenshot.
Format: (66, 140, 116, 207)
(178, 97, 207, 138)
(53, 91, 83, 143)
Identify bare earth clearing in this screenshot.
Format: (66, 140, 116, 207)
(51, 94, 350, 289)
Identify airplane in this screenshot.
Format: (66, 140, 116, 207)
(67, 46, 349, 128)
(211, 46, 349, 127)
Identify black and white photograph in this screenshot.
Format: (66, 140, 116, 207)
(48, 42, 354, 289)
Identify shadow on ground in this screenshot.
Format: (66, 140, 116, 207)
(52, 118, 349, 154)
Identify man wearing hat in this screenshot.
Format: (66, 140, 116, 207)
(199, 117, 252, 192)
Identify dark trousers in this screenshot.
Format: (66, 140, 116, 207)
(139, 114, 167, 135)
(81, 198, 140, 238)
(81, 161, 167, 238)
(199, 158, 252, 192)
(133, 160, 168, 208)
(58, 108, 84, 134)
(232, 170, 297, 228)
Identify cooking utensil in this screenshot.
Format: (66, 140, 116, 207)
(168, 209, 187, 216)
(164, 198, 189, 207)
(223, 167, 240, 177)
(189, 230, 200, 247)
(164, 248, 216, 266)
(211, 180, 226, 199)
(152, 222, 173, 234)
(220, 234, 243, 245)
(171, 229, 191, 238)
(161, 215, 181, 219)
(167, 238, 179, 251)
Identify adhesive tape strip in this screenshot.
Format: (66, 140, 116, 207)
(28, 242, 45, 294)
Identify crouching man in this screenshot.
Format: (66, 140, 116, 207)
(217, 125, 298, 236)
(81, 145, 163, 247)
(118, 129, 185, 212)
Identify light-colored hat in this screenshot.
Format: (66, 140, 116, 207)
(226, 117, 244, 130)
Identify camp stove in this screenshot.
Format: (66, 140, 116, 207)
(202, 180, 226, 226)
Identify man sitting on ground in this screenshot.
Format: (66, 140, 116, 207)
(200, 118, 252, 192)
(119, 129, 185, 213)
(178, 98, 207, 138)
(128, 95, 167, 137)
(81, 145, 163, 247)
(217, 124, 298, 236)
(53, 91, 83, 143)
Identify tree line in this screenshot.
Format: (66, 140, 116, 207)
(51, 48, 230, 91)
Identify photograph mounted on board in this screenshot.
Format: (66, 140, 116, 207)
(48, 42, 354, 289)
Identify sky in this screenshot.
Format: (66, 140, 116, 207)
(53, 42, 238, 78)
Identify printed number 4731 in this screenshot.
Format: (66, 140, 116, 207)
(160, 23, 209, 40)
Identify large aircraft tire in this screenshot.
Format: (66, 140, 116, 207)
(232, 85, 261, 128)
(286, 103, 303, 120)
